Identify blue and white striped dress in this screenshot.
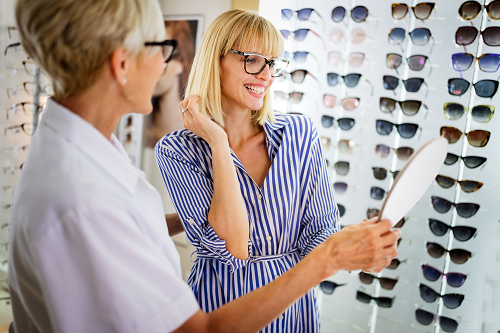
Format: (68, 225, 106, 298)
(155, 114, 340, 332)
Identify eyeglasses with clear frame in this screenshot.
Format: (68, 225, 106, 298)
(229, 49, 289, 77)
(4, 122, 36, 137)
(144, 39, 178, 63)
(6, 102, 44, 119)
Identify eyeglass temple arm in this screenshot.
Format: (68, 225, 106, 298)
(313, 9, 323, 19)
(423, 80, 429, 98)
(309, 29, 326, 50)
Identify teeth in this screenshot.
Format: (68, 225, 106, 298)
(245, 85, 265, 94)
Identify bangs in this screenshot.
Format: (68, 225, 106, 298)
(226, 14, 284, 58)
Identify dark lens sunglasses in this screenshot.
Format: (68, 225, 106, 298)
(428, 219, 477, 242)
(431, 196, 480, 218)
(327, 73, 363, 87)
(333, 182, 348, 194)
(331, 6, 369, 23)
(435, 174, 483, 193)
(456, 26, 500, 46)
(419, 284, 465, 310)
(380, 97, 427, 116)
(392, 2, 436, 20)
(440, 126, 491, 147)
(376, 120, 419, 139)
(319, 281, 346, 294)
(426, 242, 472, 264)
(448, 78, 499, 98)
(291, 51, 318, 64)
(281, 8, 323, 21)
(370, 186, 386, 200)
(452, 53, 500, 73)
(359, 272, 398, 290)
(443, 103, 495, 123)
(371, 167, 400, 180)
(459, 0, 500, 20)
(421, 264, 467, 287)
(334, 161, 350, 175)
(387, 258, 407, 269)
(444, 153, 487, 169)
(356, 291, 394, 307)
(415, 309, 459, 332)
(388, 28, 433, 47)
(367, 208, 380, 219)
(321, 116, 355, 130)
(338, 204, 346, 217)
(144, 39, 177, 63)
(383, 76, 428, 93)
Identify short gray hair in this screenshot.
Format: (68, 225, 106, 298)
(15, 0, 166, 99)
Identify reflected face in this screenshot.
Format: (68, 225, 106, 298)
(219, 43, 275, 113)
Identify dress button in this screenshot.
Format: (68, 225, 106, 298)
(279, 315, 284, 320)
(257, 194, 263, 200)
(266, 235, 272, 241)
(275, 275, 279, 279)
(187, 218, 195, 225)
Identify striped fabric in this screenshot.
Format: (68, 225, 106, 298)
(155, 114, 340, 332)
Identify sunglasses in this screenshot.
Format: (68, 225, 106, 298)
(388, 27, 433, 46)
(380, 97, 427, 116)
(415, 309, 459, 332)
(283, 51, 319, 65)
(370, 186, 386, 200)
(376, 120, 419, 139)
(388, 258, 407, 269)
(280, 29, 323, 42)
(367, 208, 379, 219)
(359, 272, 398, 290)
(338, 204, 346, 217)
(321, 116, 356, 130)
(383, 76, 428, 94)
(328, 52, 367, 67)
(321, 95, 360, 110)
(331, 6, 369, 23)
(372, 167, 400, 180)
(440, 126, 491, 147)
(428, 218, 477, 242)
(334, 161, 349, 175)
(329, 28, 373, 45)
(392, 3, 436, 20)
(274, 91, 308, 104)
(443, 103, 495, 123)
(435, 174, 483, 193)
(386, 53, 430, 71)
(452, 53, 500, 73)
(459, 0, 500, 20)
(4, 122, 36, 136)
(277, 70, 318, 84)
(421, 264, 467, 287)
(319, 281, 346, 294)
(338, 139, 360, 154)
(333, 182, 349, 194)
(419, 284, 465, 309)
(426, 242, 472, 264)
(356, 291, 394, 308)
(281, 8, 322, 21)
(327, 73, 366, 87)
(375, 144, 415, 161)
(456, 26, 500, 46)
(448, 78, 499, 98)
(431, 196, 480, 218)
(444, 153, 487, 169)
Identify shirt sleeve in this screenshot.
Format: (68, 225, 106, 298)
(34, 201, 199, 333)
(297, 120, 340, 259)
(155, 141, 251, 272)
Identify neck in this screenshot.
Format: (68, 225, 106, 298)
(57, 78, 128, 140)
(222, 104, 262, 149)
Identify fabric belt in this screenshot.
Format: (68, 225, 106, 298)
(193, 248, 299, 264)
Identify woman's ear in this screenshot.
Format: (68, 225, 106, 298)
(109, 47, 130, 86)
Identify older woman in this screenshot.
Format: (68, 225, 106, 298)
(155, 9, 347, 332)
(10, 0, 398, 332)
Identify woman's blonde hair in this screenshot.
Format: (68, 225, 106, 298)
(185, 9, 284, 127)
(15, 0, 166, 100)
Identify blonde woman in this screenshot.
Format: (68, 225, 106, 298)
(156, 9, 397, 332)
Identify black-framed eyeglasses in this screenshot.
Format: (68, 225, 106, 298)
(419, 284, 465, 309)
(229, 49, 289, 77)
(4, 42, 22, 56)
(444, 153, 487, 169)
(144, 39, 177, 63)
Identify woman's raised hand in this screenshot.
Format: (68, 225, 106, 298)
(179, 95, 227, 147)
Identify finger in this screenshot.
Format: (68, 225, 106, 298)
(379, 229, 401, 248)
(370, 219, 392, 234)
(359, 217, 378, 225)
(179, 94, 197, 112)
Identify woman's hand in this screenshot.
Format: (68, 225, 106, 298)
(179, 95, 227, 147)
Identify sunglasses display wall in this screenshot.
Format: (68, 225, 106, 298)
(263, 0, 500, 332)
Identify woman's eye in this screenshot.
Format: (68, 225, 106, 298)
(246, 58, 257, 64)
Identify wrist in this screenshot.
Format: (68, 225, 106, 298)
(209, 134, 229, 149)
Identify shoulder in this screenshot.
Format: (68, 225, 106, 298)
(275, 113, 318, 142)
(155, 129, 210, 160)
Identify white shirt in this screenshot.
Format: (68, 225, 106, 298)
(8, 99, 198, 333)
